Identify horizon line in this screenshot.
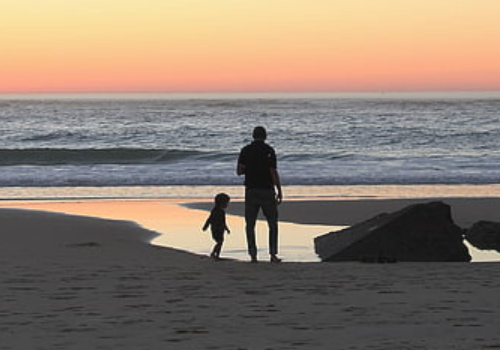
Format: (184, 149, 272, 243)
(1, 90, 500, 100)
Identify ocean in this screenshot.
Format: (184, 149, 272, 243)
(1, 92, 500, 199)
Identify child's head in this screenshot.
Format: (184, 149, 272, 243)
(214, 193, 230, 208)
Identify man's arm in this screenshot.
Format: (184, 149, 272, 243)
(270, 168, 283, 204)
(237, 163, 245, 175)
(237, 148, 245, 175)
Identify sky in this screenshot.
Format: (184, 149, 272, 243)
(1, 0, 500, 93)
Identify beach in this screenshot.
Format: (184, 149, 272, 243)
(2, 196, 500, 349)
(3, 5, 500, 348)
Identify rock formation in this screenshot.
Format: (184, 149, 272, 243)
(314, 201, 471, 262)
(465, 221, 500, 252)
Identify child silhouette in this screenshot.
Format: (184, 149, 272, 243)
(202, 193, 231, 260)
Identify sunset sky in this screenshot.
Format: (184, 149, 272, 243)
(1, 0, 499, 93)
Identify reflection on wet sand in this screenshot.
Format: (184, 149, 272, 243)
(0, 199, 339, 262)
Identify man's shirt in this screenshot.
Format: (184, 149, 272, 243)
(238, 140, 277, 189)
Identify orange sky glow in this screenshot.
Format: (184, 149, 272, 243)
(1, 0, 499, 93)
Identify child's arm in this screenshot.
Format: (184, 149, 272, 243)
(202, 215, 211, 231)
(203, 208, 218, 231)
(223, 212, 230, 233)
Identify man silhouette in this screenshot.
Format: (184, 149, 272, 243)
(237, 126, 283, 263)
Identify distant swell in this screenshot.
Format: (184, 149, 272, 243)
(21, 131, 80, 142)
(0, 148, 220, 166)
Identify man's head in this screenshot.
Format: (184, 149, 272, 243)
(252, 126, 267, 140)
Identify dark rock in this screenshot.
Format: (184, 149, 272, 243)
(465, 221, 500, 252)
(314, 201, 471, 262)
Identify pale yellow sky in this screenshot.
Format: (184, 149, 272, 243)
(1, 0, 499, 92)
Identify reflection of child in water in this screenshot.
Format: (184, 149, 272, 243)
(202, 193, 231, 260)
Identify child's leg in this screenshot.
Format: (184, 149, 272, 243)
(210, 247, 216, 258)
(211, 232, 224, 259)
(211, 240, 223, 259)
(210, 240, 224, 259)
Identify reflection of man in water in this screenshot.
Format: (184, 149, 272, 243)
(237, 126, 283, 263)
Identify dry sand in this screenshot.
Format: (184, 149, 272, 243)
(2, 198, 500, 349)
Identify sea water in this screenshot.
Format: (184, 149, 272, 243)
(1, 92, 500, 194)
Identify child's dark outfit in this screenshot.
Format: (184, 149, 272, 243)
(203, 205, 230, 259)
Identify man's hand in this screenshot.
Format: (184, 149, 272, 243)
(276, 191, 283, 205)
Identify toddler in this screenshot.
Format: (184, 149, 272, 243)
(202, 193, 231, 260)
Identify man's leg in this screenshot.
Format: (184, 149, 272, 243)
(261, 191, 279, 257)
(245, 189, 260, 261)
